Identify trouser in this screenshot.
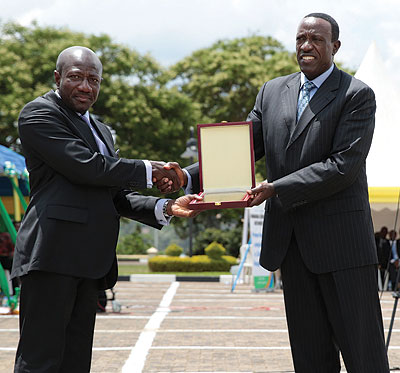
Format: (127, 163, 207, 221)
(389, 263, 399, 291)
(280, 235, 389, 373)
(14, 270, 98, 373)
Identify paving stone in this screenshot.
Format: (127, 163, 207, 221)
(1, 281, 400, 372)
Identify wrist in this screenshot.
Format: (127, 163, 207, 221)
(163, 200, 174, 217)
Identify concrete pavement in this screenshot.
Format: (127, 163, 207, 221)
(1, 281, 400, 372)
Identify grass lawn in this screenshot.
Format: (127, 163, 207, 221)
(118, 263, 230, 276)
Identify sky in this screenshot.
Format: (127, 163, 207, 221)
(2, 0, 400, 85)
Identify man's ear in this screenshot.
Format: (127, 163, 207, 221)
(54, 70, 61, 88)
(332, 40, 341, 56)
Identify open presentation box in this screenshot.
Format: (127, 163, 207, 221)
(189, 121, 255, 210)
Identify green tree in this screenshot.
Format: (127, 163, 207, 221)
(0, 21, 201, 165)
(169, 35, 298, 124)
(116, 226, 152, 255)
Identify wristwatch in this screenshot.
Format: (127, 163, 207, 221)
(163, 200, 172, 219)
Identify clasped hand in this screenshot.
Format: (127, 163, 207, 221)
(151, 161, 186, 194)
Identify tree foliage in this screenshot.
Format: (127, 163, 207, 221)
(0, 22, 353, 246)
(0, 21, 201, 165)
(116, 226, 152, 255)
(169, 35, 298, 123)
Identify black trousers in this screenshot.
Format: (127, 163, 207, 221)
(389, 263, 399, 291)
(14, 271, 98, 373)
(280, 235, 389, 373)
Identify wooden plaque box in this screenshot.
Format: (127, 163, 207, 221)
(189, 121, 255, 210)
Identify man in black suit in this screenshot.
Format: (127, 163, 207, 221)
(388, 229, 400, 290)
(173, 12, 389, 373)
(12, 46, 199, 372)
(375, 226, 390, 288)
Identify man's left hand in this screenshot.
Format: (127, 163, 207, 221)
(247, 182, 276, 207)
(168, 194, 203, 218)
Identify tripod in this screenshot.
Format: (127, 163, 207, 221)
(385, 266, 400, 352)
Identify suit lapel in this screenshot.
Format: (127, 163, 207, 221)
(44, 91, 99, 152)
(282, 73, 301, 134)
(287, 67, 341, 149)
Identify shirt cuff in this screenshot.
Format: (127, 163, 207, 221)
(143, 160, 153, 188)
(155, 199, 173, 226)
(183, 169, 192, 194)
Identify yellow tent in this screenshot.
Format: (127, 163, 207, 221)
(355, 42, 400, 231)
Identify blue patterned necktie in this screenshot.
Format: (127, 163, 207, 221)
(297, 81, 315, 122)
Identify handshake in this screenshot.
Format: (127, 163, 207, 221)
(150, 161, 201, 218)
(150, 161, 187, 194)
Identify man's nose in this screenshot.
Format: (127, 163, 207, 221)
(301, 39, 313, 51)
(78, 77, 92, 91)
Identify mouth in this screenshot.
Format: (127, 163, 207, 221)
(300, 55, 316, 62)
(75, 95, 91, 103)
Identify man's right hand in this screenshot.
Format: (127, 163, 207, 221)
(151, 161, 182, 194)
(153, 161, 187, 194)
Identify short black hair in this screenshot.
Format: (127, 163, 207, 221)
(304, 13, 339, 42)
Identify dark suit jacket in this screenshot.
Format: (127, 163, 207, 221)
(375, 235, 390, 268)
(12, 90, 162, 289)
(187, 66, 378, 274)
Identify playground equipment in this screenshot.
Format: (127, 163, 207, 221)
(0, 145, 29, 314)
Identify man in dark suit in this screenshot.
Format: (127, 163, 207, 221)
(174, 13, 389, 373)
(375, 226, 390, 288)
(12, 46, 199, 373)
(388, 229, 400, 290)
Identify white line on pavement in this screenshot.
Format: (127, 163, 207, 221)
(3, 328, 400, 334)
(121, 281, 180, 373)
(2, 345, 400, 352)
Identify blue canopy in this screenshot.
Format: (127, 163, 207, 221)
(0, 145, 29, 197)
(0, 145, 27, 179)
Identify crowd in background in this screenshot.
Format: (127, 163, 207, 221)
(376, 226, 400, 291)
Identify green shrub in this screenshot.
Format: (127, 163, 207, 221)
(116, 230, 151, 255)
(205, 241, 226, 259)
(165, 243, 184, 257)
(148, 254, 237, 272)
(193, 227, 242, 257)
(222, 255, 238, 266)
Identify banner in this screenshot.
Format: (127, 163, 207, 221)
(248, 203, 274, 291)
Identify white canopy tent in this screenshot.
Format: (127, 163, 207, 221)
(355, 41, 400, 231)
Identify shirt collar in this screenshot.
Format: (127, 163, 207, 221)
(54, 89, 90, 119)
(300, 63, 335, 89)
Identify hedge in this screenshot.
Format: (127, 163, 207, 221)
(148, 255, 237, 272)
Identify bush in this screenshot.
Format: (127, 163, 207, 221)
(165, 243, 184, 257)
(205, 241, 226, 259)
(148, 254, 237, 272)
(116, 230, 151, 255)
(193, 227, 242, 257)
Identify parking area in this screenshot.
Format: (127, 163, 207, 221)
(1, 280, 400, 372)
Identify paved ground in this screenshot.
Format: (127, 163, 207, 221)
(1, 280, 400, 372)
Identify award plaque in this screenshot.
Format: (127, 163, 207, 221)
(189, 121, 255, 210)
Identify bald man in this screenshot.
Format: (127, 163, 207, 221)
(12, 46, 198, 372)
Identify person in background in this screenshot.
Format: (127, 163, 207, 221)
(375, 226, 390, 288)
(388, 229, 400, 290)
